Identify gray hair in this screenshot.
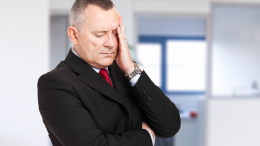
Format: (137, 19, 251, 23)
(70, 0, 114, 31)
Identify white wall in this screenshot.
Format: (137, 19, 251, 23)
(0, 0, 49, 145)
(212, 0, 260, 3)
(134, 1, 210, 15)
(211, 5, 260, 97)
(207, 98, 260, 146)
(137, 16, 206, 36)
(206, 4, 260, 146)
(50, 0, 74, 15)
(50, 0, 260, 49)
(134, 0, 260, 17)
(50, 15, 70, 70)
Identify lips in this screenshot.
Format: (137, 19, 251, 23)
(101, 53, 114, 55)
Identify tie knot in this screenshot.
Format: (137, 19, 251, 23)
(99, 69, 113, 87)
(99, 69, 109, 80)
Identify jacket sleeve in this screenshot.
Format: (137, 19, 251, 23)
(38, 73, 152, 146)
(130, 71, 181, 139)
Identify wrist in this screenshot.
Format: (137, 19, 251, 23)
(124, 62, 135, 75)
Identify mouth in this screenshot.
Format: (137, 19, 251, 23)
(101, 53, 114, 56)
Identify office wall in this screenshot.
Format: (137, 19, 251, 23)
(135, 0, 260, 15)
(207, 99, 260, 146)
(206, 4, 260, 146)
(211, 5, 260, 97)
(50, 0, 74, 12)
(134, 1, 210, 14)
(0, 0, 49, 145)
(212, 0, 260, 3)
(138, 16, 206, 36)
(50, 15, 70, 70)
(50, 0, 260, 50)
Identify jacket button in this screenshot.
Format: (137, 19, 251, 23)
(146, 97, 152, 101)
(141, 90, 146, 94)
(124, 128, 128, 131)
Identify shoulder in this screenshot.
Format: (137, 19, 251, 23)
(37, 61, 72, 90)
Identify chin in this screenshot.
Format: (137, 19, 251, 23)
(99, 58, 114, 68)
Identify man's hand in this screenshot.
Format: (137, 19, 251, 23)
(142, 121, 155, 144)
(116, 16, 135, 75)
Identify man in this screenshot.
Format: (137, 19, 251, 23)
(38, 0, 180, 145)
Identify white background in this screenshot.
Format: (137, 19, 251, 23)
(0, 0, 49, 145)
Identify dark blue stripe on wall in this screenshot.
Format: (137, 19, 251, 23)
(166, 91, 205, 95)
(139, 36, 205, 43)
(138, 35, 206, 95)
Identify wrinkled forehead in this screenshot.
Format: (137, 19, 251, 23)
(84, 5, 119, 31)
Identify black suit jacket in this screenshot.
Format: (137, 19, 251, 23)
(38, 50, 180, 146)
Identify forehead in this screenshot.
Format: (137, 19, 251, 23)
(84, 5, 119, 31)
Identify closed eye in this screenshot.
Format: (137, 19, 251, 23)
(95, 34, 103, 38)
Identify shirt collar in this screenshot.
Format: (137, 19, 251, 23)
(71, 47, 108, 73)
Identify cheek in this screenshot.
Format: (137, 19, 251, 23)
(80, 36, 100, 58)
(88, 35, 98, 47)
(88, 37, 103, 52)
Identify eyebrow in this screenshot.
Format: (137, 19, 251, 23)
(93, 30, 107, 33)
(93, 26, 119, 34)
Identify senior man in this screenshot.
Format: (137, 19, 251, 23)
(38, 0, 180, 145)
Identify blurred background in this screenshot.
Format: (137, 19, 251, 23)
(1, 0, 260, 146)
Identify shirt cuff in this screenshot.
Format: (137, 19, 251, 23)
(144, 129, 155, 145)
(129, 74, 141, 86)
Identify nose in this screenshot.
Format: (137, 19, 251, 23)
(104, 33, 115, 48)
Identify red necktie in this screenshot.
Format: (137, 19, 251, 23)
(99, 69, 113, 87)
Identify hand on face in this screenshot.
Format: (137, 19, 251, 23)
(115, 16, 135, 75)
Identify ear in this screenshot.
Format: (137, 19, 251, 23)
(68, 26, 79, 45)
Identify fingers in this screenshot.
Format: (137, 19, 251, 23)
(119, 16, 126, 39)
(142, 121, 148, 129)
(117, 25, 126, 47)
(117, 26, 123, 46)
(117, 26, 122, 40)
(117, 16, 126, 41)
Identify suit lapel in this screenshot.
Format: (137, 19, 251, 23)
(78, 67, 124, 106)
(109, 62, 132, 115)
(64, 49, 124, 106)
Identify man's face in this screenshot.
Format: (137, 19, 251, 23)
(75, 5, 119, 69)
